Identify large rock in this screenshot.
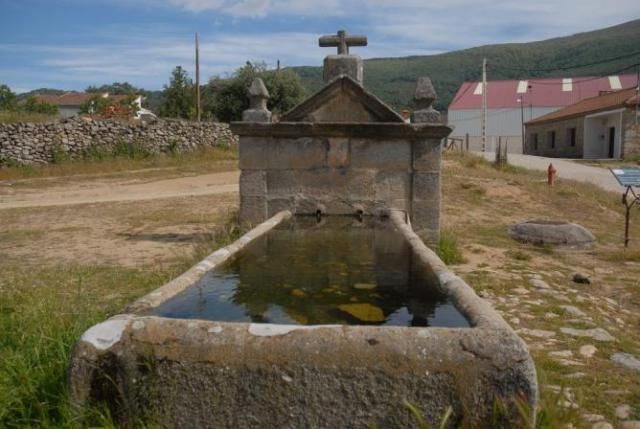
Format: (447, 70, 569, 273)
(509, 220, 595, 247)
(611, 353, 640, 372)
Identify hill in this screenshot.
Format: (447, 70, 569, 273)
(290, 19, 640, 111)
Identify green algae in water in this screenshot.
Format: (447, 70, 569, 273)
(151, 216, 469, 327)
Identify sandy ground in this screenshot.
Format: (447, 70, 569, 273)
(2, 157, 640, 425)
(0, 170, 239, 209)
(0, 167, 240, 267)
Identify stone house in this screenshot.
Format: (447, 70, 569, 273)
(524, 87, 639, 159)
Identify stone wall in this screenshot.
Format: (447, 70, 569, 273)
(233, 123, 447, 245)
(0, 117, 237, 165)
(525, 117, 584, 158)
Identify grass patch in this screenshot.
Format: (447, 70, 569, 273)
(0, 211, 240, 428)
(437, 230, 466, 265)
(506, 249, 532, 261)
(0, 111, 57, 124)
(0, 146, 238, 182)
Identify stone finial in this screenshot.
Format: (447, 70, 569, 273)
(411, 77, 441, 123)
(243, 78, 272, 122)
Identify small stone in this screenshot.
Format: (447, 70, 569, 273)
(582, 413, 605, 422)
(561, 305, 586, 317)
(560, 327, 615, 342)
(610, 353, 640, 372)
(579, 345, 597, 359)
(591, 422, 613, 429)
(530, 278, 551, 290)
(566, 372, 587, 379)
(518, 328, 556, 338)
(616, 404, 631, 420)
(549, 350, 573, 358)
(621, 423, 640, 429)
(573, 273, 591, 284)
(513, 287, 529, 295)
(557, 359, 585, 366)
(545, 312, 559, 319)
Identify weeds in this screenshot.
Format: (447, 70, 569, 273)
(506, 249, 532, 261)
(437, 230, 466, 265)
(0, 209, 241, 428)
(0, 146, 238, 181)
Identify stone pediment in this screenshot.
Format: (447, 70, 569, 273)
(280, 76, 404, 123)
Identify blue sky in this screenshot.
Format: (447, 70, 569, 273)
(1, 0, 639, 93)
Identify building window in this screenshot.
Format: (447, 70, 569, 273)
(548, 131, 556, 149)
(567, 127, 576, 147)
(532, 133, 538, 151)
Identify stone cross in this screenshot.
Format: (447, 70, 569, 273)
(319, 30, 367, 55)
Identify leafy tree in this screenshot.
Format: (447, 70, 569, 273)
(23, 96, 58, 115)
(208, 62, 305, 122)
(86, 82, 143, 95)
(0, 84, 17, 111)
(159, 66, 195, 119)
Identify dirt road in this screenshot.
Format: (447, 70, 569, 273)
(0, 170, 240, 209)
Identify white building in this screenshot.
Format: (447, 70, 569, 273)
(447, 74, 638, 153)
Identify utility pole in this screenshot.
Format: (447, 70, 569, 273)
(519, 97, 525, 153)
(195, 32, 201, 122)
(636, 65, 640, 125)
(481, 58, 487, 152)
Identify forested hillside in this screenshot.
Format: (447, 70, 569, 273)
(292, 19, 640, 111)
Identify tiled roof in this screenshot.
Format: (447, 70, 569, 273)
(526, 88, 638, 125)
(34, 92, 132, 107)
(448, 74, 638, 110)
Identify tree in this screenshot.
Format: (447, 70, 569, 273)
(159, 66, 195, 119)
(0, 84, 17, 111)
(86, 82, 143, 95)
(207, 62, 305, 122)
(24, 96, 58, 115)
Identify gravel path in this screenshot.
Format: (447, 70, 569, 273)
(476, 152, 623, 193)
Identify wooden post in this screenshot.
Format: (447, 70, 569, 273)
(465, 133, 469, 152)
(195, 32, 201, 122)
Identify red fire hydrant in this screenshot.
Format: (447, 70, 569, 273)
(548, 163, 557, 187)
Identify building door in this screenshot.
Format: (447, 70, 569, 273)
(608, 127, 616, 158)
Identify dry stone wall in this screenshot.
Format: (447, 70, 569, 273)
(0, 118, 237, 165)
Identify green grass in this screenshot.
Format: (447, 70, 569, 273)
(0, 212, 240, 428)
(437, 230, 466, 265)
(0, 146, 238, 182)
(0, 111, 57, 124)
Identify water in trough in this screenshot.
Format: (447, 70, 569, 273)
(151, 216, 469, 327)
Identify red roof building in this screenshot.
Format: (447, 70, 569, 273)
(447, 74, 639, 154)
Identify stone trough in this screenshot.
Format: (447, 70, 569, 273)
(68, 31, 537, 428)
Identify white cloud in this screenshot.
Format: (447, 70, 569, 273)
(3, 0, 639, 91)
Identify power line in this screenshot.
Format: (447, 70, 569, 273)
(490, 49, 640, 73)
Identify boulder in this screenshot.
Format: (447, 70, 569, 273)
(509, 220, 595, 247)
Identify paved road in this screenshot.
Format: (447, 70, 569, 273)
(475, 152, 623, 193)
